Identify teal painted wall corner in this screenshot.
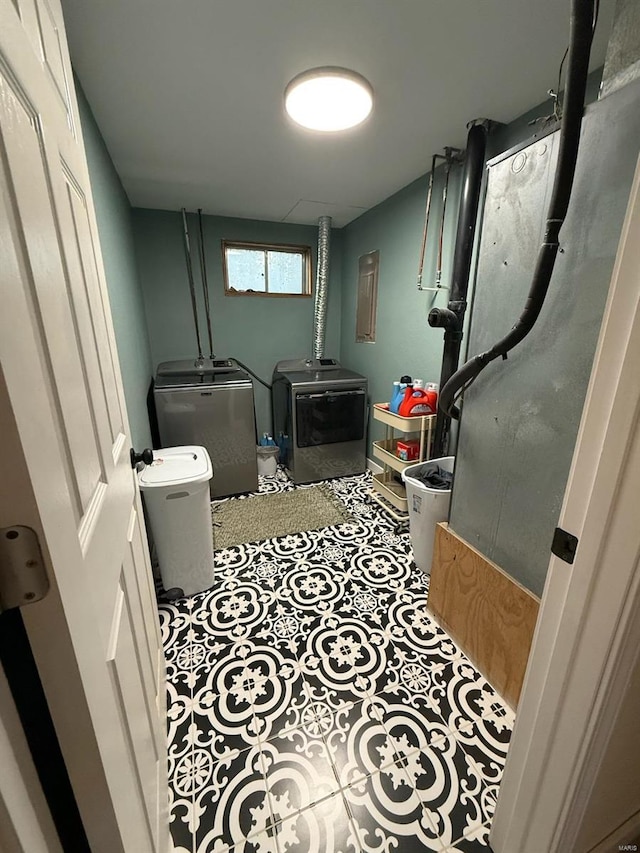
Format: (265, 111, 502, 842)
(340, 166, 463, 457)
(75, 79, 153, 449)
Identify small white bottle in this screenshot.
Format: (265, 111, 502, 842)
(426, 382, 439, 413)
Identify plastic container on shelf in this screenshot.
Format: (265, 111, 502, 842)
(398, 382, 437, 416)
(401, 456, 455, 574)
(390, 376, 412, 413)
(397, 439, 420, 461)
(389, 381, 401, 413)
(276, 432, 289, 466)
(426, 382, 439, 413)
(137, 446, 214, 597)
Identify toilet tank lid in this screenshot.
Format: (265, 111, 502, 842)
(137, 446, 212, 488)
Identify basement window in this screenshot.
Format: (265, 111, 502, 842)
(222, 241, 312, 297)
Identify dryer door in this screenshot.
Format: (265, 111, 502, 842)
(295, 388, 366, 447)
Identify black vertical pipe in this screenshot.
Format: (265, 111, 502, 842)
(429, 122, 487, 457)
(197, 209, 215, 359)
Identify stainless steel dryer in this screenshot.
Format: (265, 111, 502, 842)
(272, 358, 368, 484)
(154, 358, 258, 498)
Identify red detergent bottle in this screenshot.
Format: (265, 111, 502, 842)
(398, 380, 437, 416)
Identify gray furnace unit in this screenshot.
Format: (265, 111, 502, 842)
(154, 358, 258, 498)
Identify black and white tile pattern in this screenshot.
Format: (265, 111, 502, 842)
(158, 469, 514, 853)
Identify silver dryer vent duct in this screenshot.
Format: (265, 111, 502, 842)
(313, 215, 331, 359)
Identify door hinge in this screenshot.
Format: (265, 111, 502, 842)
(551, 526, 579, 564)
(0, 526, 49, 613)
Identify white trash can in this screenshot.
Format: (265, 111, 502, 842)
(402, 456, 455, 574)
(256, 445, 279, 476)
(138, 446, 214, 598)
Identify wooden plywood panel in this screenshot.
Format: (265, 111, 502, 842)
(428, 523, 540, 709)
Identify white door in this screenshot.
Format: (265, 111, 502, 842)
(0, 1, 168, 851)
(0, 663, 62, 853)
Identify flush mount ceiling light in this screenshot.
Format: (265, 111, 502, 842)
(284, 67, 373, 132)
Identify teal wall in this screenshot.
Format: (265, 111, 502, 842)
(76, 83, 153, 449)
(132, 209, 342, 436)
(340, 163, 462, 454)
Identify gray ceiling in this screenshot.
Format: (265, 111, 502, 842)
(62, 0, 615, 227)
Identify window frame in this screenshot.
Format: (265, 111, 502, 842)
(221, 240, 313, 298)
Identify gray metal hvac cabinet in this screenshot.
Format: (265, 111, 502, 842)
(449, 77, 640, 597)
(154, 359, 258, 498)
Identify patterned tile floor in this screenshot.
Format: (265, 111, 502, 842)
(158, 469, 514, 853)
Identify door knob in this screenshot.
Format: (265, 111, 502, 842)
(130, 448, 154, 468)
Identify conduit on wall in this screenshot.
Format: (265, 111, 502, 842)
(181, 207, 204, 364)
(416, 148, 462, 292)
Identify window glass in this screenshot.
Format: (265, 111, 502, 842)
(223, 241, 311, 297)
(268, 250, 303, 294)
(226, 248, 266, 292)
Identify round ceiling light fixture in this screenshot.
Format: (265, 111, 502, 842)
(284, 67, 373, 132)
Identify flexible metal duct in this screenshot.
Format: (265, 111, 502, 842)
(313, 215, 331, 358)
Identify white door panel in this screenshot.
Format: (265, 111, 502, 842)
(1, 80, 104, 520)
(63, 171, 124, 444)
(0, 0, 168, 849)
(14, 1, 44, 65)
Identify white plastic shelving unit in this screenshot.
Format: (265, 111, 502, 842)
(370, 403, 436, 522)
